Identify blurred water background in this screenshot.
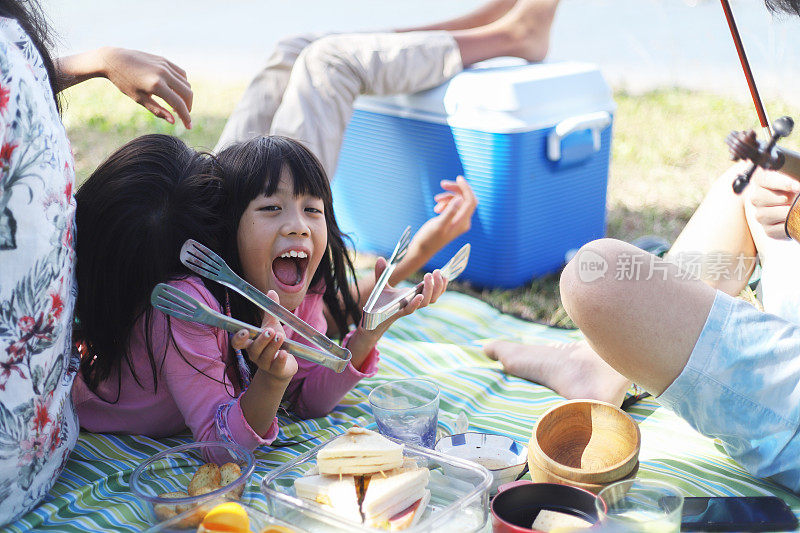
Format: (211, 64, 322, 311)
(48, 0, 800, 105)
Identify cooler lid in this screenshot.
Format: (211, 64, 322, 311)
(354, 59, 616, 133)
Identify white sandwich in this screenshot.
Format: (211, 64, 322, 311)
(318, 427, 404, 475)
(294, 474, 363, 524)
(531, 509, 592, 531)
(387, 489, 431, 531)
(362, 467, 430, 528)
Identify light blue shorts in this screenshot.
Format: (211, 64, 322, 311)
(658, 290, 800, 492)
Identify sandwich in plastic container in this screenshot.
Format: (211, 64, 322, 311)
(261, 430, 492, 532)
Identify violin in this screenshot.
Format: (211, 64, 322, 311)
(725, 116, 800, 241)
(720, 0, 800, 241)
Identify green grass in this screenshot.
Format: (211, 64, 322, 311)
(62, 79, 800, 327)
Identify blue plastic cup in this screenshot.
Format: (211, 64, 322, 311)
(369, 379, 440, 448)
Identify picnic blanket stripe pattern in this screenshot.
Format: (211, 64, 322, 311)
(7, 290, 800, 532)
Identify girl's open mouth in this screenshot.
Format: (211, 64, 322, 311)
(271, 250, 310, 293)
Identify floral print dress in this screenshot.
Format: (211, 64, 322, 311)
(0, 18, 78, 526)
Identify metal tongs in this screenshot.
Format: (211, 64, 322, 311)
(362, 242, 471, 330)
(150, 239, 352, 373)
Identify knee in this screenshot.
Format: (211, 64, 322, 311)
(295, 35, 353, 73)
(272, 33, 323, 56)
(560, 238, 638, 328)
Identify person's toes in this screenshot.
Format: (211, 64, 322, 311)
(482, 339, 508, 361)
(483, 341, 498, 361)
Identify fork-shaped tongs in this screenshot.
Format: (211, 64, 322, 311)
(151, 284, 349, 373)
(362, 226, 412, 316)
(362, 243, 470, 330)
(179, 239, 351, 368)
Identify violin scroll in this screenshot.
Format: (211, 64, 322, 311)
(727, 116, 794, 194)
(774, 115, 794, 137)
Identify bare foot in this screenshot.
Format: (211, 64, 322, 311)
(483, 339, 630, 406)
(496, 0, 560, 62)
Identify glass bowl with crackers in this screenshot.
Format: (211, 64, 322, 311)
(130, 441, 256, 527)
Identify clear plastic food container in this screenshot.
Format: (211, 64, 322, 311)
(260, 437, 493, 532)
(144, 500, 299, 532)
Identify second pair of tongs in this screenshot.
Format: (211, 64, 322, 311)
(174, 239, 350, 372)
(362, 226, 412, 316)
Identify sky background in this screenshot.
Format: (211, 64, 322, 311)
(47, 0, 800, 105)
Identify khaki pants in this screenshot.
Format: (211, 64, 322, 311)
(216, 31, 462, 178)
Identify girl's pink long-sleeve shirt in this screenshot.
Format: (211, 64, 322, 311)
(72, 276, 378, 451)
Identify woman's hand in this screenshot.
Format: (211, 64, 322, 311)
(231, 290, 297, 381)
(57, 47, 193, 128)
(101, 48, 193, 128)
(747, 168, 800, 240)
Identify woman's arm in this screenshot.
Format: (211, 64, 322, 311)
(56, 47, 193, 128)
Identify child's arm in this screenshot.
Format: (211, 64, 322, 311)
(325, 176, 476, 333)
(232, 291, 298, 436)
(359, 176, 475, 304)
(160, 280, 291, 450)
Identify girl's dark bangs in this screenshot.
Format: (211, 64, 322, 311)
(276, 138, 331, 201)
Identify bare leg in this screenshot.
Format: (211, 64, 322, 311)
(484, 340, 630, 406)
(452, 0, 560, 65)
(560, 239, 716, 396)
(482, 164, 757, 399)
(395, 0, 517, 32)
(668, 164, 757, 295)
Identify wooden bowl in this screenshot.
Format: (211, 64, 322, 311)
(529, 400, 640, 484)
(528, 450, 639, 494)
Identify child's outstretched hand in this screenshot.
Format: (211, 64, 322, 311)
(413, 176, 477, 254)
(231, 290, 298, 381)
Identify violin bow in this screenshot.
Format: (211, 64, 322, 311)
(720, 0, 772, 137)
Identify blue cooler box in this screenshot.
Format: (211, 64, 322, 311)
(332, 60, 615, 288)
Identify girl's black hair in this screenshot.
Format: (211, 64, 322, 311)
(765, 0, 800, 15)
(0, 0, 63, 112)
(74, 134, 227, 397)
(215, 136, 361, 339)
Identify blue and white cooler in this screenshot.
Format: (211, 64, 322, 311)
(332, 60, 615, 288)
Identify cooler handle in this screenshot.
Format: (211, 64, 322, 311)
(547, 111, 612, 162)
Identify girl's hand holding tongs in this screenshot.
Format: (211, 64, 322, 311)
(362, 258, 448, 336)
(231, 290, 299, 382)
(345, 257, 448, 370)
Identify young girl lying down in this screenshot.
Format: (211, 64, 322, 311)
(71, 134, 451, 451)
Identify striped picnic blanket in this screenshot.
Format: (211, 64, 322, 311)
(7, 290, 800, 531)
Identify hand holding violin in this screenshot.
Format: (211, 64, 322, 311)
(747, 169, 800, 240)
